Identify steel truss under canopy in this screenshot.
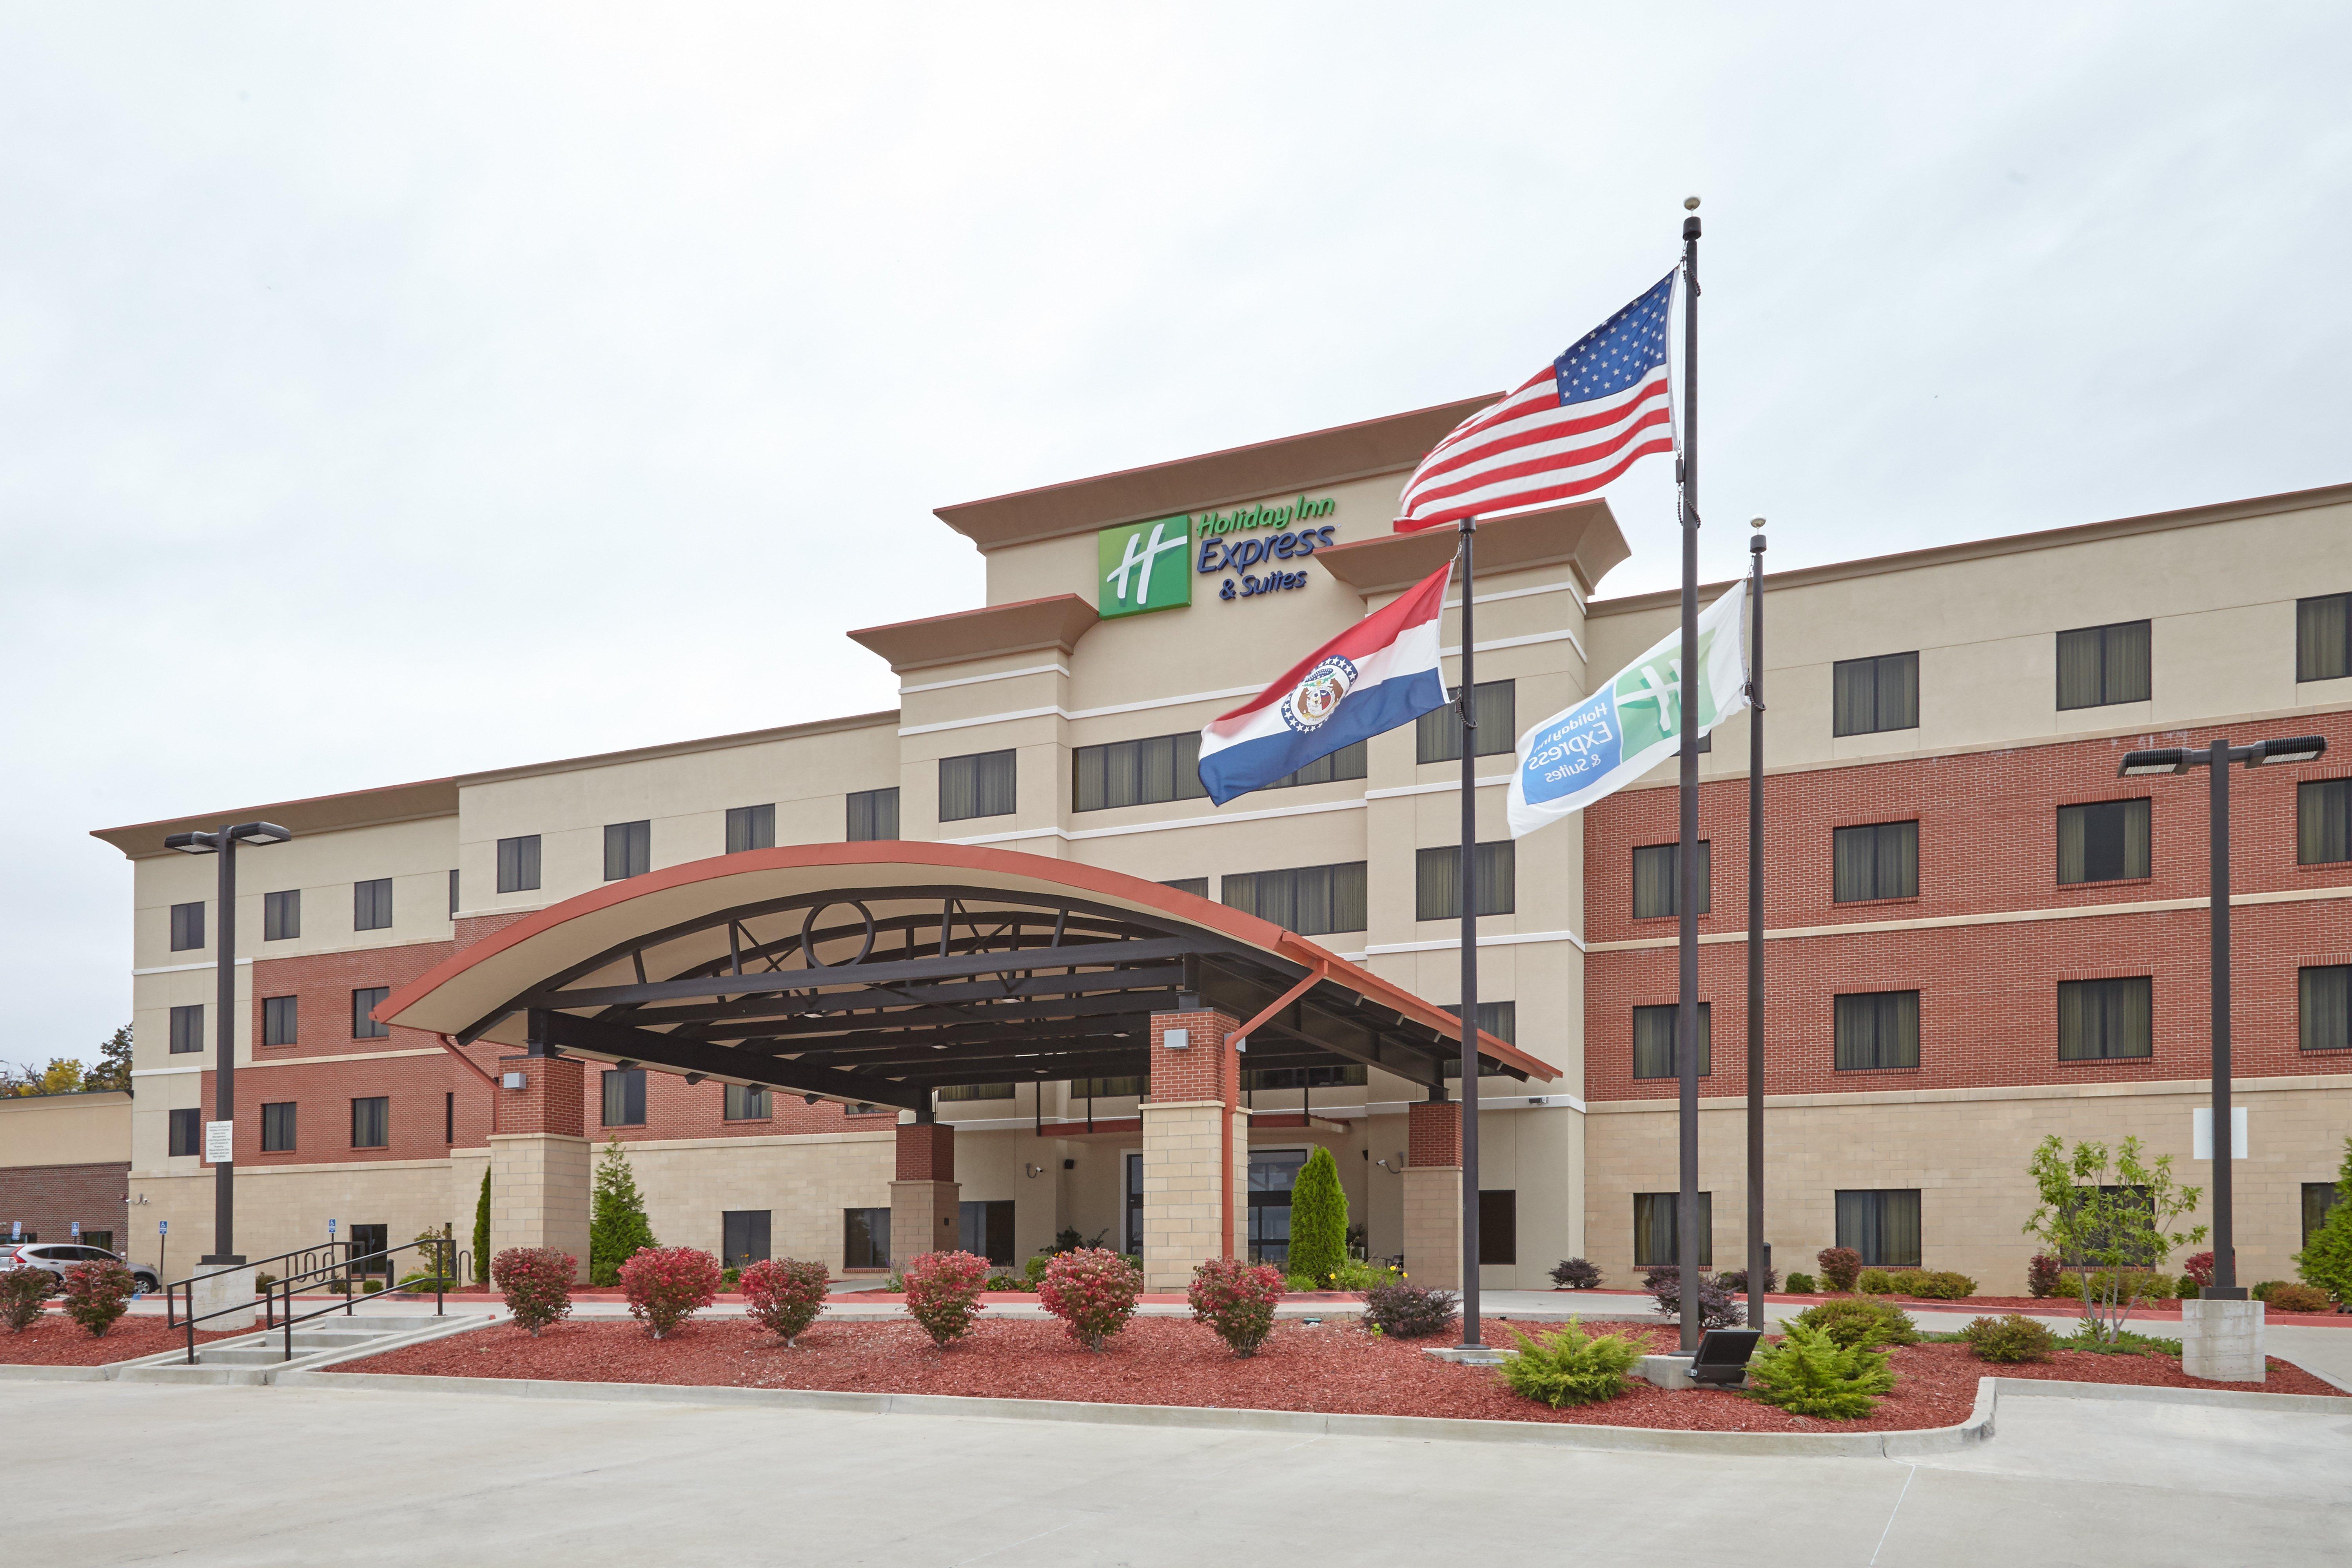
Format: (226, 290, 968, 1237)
(452, 884, 1526, 1114)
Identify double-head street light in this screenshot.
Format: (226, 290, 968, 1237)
(163, 821, 294, 1271)
(2115, 735, 2327, 1298)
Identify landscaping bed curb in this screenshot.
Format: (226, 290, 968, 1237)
(278, 1364, 2003, 1457)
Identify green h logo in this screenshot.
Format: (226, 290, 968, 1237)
(1097, 515, 1192, 618)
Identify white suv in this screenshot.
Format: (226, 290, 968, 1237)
(0, 1243, 160, 1292)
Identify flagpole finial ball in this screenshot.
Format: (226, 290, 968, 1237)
(1683, 196, 1700, 211)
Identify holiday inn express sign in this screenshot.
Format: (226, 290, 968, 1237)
(1098, 495, 1339, 617)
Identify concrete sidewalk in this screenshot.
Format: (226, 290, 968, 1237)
(2, 1377, 2343, 1565)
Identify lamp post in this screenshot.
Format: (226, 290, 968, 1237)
(2115, 735, 2326, 1296)
(162, 821, 294, 1273)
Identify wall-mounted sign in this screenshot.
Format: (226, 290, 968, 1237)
(1098, 515, 1193, 618)
(1099, 495, 1343, 616)
(203, 1120, 233, 1164)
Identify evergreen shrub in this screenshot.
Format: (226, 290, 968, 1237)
(1958, 1313, 2056, 1363)
(1498, 1320, 1646, 1408)
(1784, 1271, 1817, 1294)
(1789, 1297, 1918, 1350)
(1287, 1147, 1348, 1287)
(2264, 1282, 2331, 1314)
(1744, 1323, 1896, 1419)
(2293, 1137, 2352, 1306)
(589, 1140, 659, 1287)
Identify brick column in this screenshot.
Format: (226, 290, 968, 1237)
(1141, 1007, 1244, 1292)
(889, 1120, 960, 1267)
(489, 1054, 591, 1281)
(1403, 1098, 1463, 1290)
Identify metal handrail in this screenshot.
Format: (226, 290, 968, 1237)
(178, 1239, 454, 1365)
(165, 1241, 357, 1329)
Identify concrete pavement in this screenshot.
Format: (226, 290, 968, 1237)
(2, 1377, 2344, 1565)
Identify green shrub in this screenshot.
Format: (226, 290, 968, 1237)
(1791, 1297, 1919, 1350)
(472, 1167, 492, 1285)
(1744, 1322, 1896, 1419)
(1285, 1273, 1319, 1293)
(361, 1278, 384, 1295)
(719, 1267, 741, 1291)
(2296, 1137, 2352, 1306)
(2058, 1322, 2179, 1356)
(254, 1272, 279, 1292)
(1497, 1320, 1646, 1408)
(2176, 1274, 2201, 1299)
(1958, 1313, 2056, 1363)
(1905, 1270, 1978, 1301)
(2264, 1282, 2331, 1314)
(2250, 1279, 2284, 1301)
(1023, 1254, 1051, 1285)
(2049, 1269, 2172, 1302)
(1783, 1271, 1817, 1294)
(1856, 1268, 1899, 1294)
(1287, 1147, 1348, 1287)
(589, 1140, 659, 1287)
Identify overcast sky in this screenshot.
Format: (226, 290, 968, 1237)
(5, 3, 2347, 1067)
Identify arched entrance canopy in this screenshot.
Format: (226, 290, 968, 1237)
(377, 844, 1554, 1114)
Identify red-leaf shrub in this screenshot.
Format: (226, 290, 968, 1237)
(61, 1261, 134, 1338)
(618, 1246, 722, 1339)
(1644, 1266, 1744, 1330)
(741, 1258, 830, 1345)
(903, 1250, 992, 1348)
(1037, 1247, 1140, 1351)
(2025, 1252, 2062, 1299)
(1187, 1258, 1284, 1357)
(1361, 1282, 1458, 1338)
(1815, 1247, 1864, 1293)
(491, 1247, 577, 1336)
(1, 1265, 52, 1332)
(2182, 1251, 2216, 1288)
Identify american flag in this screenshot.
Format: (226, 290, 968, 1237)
(1394, 270, 1679, 533)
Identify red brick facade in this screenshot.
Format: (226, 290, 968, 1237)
(1407, 1099, 1461, 1167)
(895, 1122, 956, 1181)
(1147, 1009, 1241, 1104)
(0, 1160, 128, 1250)
(496, 1054, 584, 1137)
(1584, 713, 2352, 1102)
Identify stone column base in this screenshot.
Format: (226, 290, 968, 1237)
(1140, 1100, 1243, 1292)
(2180, 1298, 2266, 1383)
(191, 1258, 256, 1332)
(488, 1132, 592, 1281)
(889, 1180, 962, 1267)
(1401, 1166, 1463, 1291)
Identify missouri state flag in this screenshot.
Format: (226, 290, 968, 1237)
(1197, 561, 1452, 806)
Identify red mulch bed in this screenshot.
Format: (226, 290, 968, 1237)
(336, 1315, 2341, 1432)
(0, 1315, 241, 1365)
(1757, 1292, 2350, 1325)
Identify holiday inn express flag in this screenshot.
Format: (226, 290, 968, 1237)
(1507, 584, 1750, 838)
(1198, 561, 1452, 806)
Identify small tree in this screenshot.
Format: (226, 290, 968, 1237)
(1287, 1146, 1348, 1286)
(471, 1168, 492, 1285)
(2022, 1134, 2205, 1344)
(2293, 1136, 2352, 1306)
(589, 1139, 659, 1286)
(84, 1025, 133, 1093)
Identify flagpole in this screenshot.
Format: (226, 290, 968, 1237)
(1456, 511, 1483, 1350)
(1746, 523, 1766, 1330)
(1675, 202, 1703, 1357)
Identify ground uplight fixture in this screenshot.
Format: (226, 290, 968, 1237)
(2114, 733, 2328, 1300)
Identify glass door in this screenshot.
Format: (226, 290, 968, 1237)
(1247, 1150, 1308, 1267)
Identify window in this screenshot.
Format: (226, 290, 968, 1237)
(1416, 842, 1515, 921)
(169, 901, 205, 952)
(1072, 1076, 1147, 1098)
(350, 1223, 389, 1277)
(1247, 1150, 1307, 1266)
(1417, 680, 1516, 763)
(351, 987, 390, 1040)
(722, 1210, 772, 1269)
(261, 1101, 297, 1152)
(1243, 1064, 1367, 1091)
(604, 820, 650, 880)
(1832, 652, 1920, 737)
(448, 869, 459, 919)
(726, 805, 775, 854)
(1834, 990, 1920, 1071)
(724, 1083, 770, 1120)
(263, 889, 301, 941)
(1633, 1191, 1712, 1267)
(2056, 619, 2152, 709)
(2298, 592, 2352, 682)
(169, 1004, 204, 1054)
(1221, 861, 1368, 936)
(1833, 821, 1918, 903)
(2058, 976, 2153, 1061)
(1265, 740, 1368, 790)
(1836, 1189, 1922, 1267)
(1479, 1189, 1518, 1266)
(847, 788, 900, 842)
(445, 1091, 454, 1145)
(935, 1083, 1015, 1102)
(1073, 732, 1207, 811)
(843, 1207, 891, 1269)
(354, 878, 393, 931)
(2301, 965, 2351, 1053)
(1633, 1002, 1711, 1079)
(602, 1068, 646, 1127)
(350, 1097, 388, 1150)
(1632, 841, 1711, 919)
(261, 995, 298, 1047)
(2305, 1183, 2343, 1249)
(496, 835, 542, 893)
(1160, 877, 1208, 899)
(959, 1200, 1016, 1267)
(169, 1107, 201, 1157)
(2301, 779, 2352, 865)
(939, 750, 1016, 822)
(2058, 799, 2152, 884)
